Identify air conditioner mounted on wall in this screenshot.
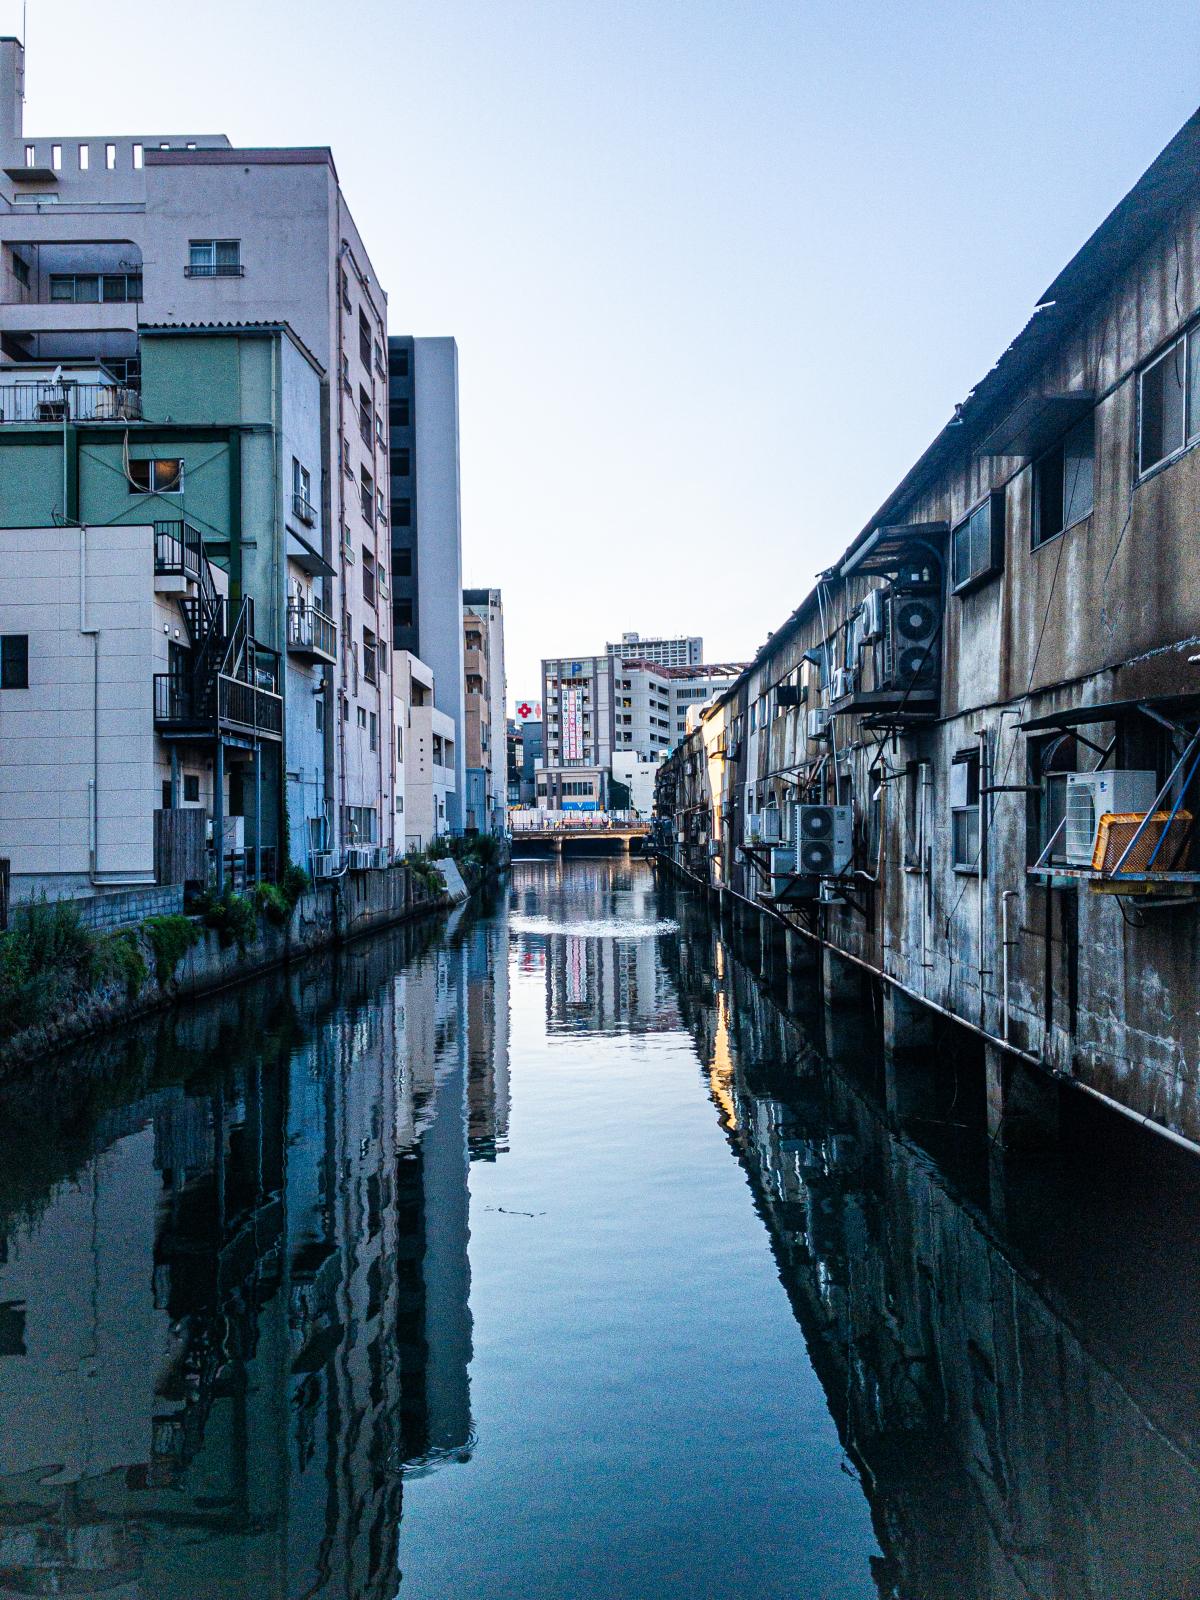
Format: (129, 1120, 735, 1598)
(830, 667, 857, 701)
(860, 587, 885, 643)
(807, 707, 831, 742)
(1063, 770, 1157, 866)
(794, 804, 853, 876)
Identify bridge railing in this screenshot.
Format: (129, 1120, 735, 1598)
(510, 809, 649, 832)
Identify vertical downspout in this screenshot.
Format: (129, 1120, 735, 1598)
(977, 725, 990, 1029)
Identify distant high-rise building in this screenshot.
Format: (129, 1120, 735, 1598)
(462, 588, 506, 832)
(605, 631, 702, 669)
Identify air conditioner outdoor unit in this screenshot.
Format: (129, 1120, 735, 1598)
(768, 846, 796, 879)
(807, 707, 831, 742)
(860, 587, 885, 643)
(347, 846, 373, 871)
(795, 804, 853, 876)
(310, 850, 337, 880)
(830, 667, 857, 702)
(1063, 771, 1157, 866)
(759, 807, 783, 843)
(372, 846, 391, 869)
(883, 588, 940, 691)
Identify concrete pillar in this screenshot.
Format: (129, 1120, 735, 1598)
(984, 1043, 1060, 1153)
(213, 740, 225, 894)
(821, 945, 861, 1008)
(881, 987, 939, 1127)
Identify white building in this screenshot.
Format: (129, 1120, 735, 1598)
(0, 521, 247, 896)
(605, 631, 702, 669)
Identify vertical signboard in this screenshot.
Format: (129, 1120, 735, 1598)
(563, 685, 583, 762)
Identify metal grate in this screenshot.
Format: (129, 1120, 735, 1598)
(1092, 811, 1193, 874)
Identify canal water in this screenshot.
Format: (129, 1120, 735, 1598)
(2, 859, 1200, 1598)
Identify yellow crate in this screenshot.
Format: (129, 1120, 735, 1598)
(1092, 811, 1193, 874)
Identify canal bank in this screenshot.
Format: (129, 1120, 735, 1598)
(0, 853, 505, 1077)
(1, 858, 1199, 1598)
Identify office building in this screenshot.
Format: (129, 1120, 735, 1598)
(605, 631, 702, 669)
(462, 588, 506, 833)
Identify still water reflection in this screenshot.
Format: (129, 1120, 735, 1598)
(1, 862, 1199, 1598)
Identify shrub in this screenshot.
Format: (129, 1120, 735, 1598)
(0, 897, 99, 1038)
(403, 852, 445, 898)
(95, 928, 148, 999)
(280, 863, 310, 908)
(470, 832, 500, 868)
(194, 889, 259, 951)
(142, 913, 200, 987)
(251, 881, 291, 926)
(427, 835, 451, 860)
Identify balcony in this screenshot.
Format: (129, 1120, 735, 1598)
(0, 380, 141, 424)
(153, 519, 204, 590)
(184, 262, 244, 278)
(154, 672, 283, 742)
(286, 599, 337, 664)
(292, 493, 316, 527)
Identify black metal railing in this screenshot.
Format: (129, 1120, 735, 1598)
(153, 519, 204, 583)
(286, 599, 337, 659)
(218, 674, 283, 738)
(292, 493, 316, 525)
(0, 381, 141, 424)
(184, 263, 245, 278)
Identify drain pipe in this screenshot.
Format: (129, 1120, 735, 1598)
(1001, 888, 1018, 1041)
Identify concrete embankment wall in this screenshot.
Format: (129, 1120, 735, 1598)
(0, 859, 490, 1076)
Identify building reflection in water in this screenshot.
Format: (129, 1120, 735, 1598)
(660, 881, 1200, 1600)
(0, 904, 510, 1599)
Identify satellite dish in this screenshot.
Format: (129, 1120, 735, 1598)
(51, 365, 63, 384)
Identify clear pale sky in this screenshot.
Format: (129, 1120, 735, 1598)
(14, 0, 1199, 700)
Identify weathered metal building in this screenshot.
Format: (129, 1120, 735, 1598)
(655, 107, 1200, 1151)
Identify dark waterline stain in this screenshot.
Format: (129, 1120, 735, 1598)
(0, 863, 1199, 1598)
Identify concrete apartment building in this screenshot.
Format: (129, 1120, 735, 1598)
(0, 327, 336, 895)
(462, 587, 506, 833)
(0, 34, 393, 872)
(392, 648, 455, 852)
(388, 335, 466, 828)
(655, 104, 1200, 1155)
(537, 638, 744, 813)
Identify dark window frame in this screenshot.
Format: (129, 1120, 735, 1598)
(951, 490, 1006, 595)
(0, 634, 29, 690)
(1033, 412, 1095, 548)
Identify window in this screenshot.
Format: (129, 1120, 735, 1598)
(396, 726, 404, 763)
(0, 635, 29, 689)
(315, 696, 324, 733)
(340, 352, 351, 393)
(394, 546, 412, 577)
(23, 144, 34, 167)
(377, 487, 387, 524)
(390, 397, 410, 429)
(903, 760, 927, 869)
(362, 552, 376, 606)
(105, 144, 116, 170)
(357, 706, 367, 728)
(292, 458, 314, 523)
(133, 143, 143, 169)
(951, 491, 1005, 593)
(394, 497, 412, 527)
(369, 711, 378, 751)
(51, 144, 61, 171)
(391, 347, 410, 379)
(78, 143, 89, 170)
(395, 597, 414, 628)
(359, 309, 372, 368)
(363, 627, 377, 683)
(360, 467, 375, 525)
(187, 239, 242, 277)
(1026, 734, 1076, 865)
(1138, 331, 1200, 474)
(359, 385, 373, 446)
(1034, 414, 1094, 545)
(162, 779, 172, 810)
(184, 772, 201, 803)
(950, 750, 981, 871)
(128, 458, 183, 494)
(391, 446, 410, 477)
